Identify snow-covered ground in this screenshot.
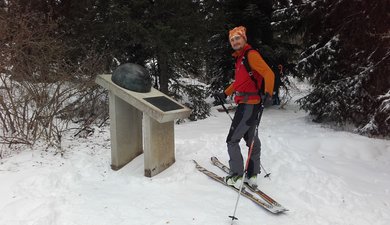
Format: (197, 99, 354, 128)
(1, 91, 390, 225)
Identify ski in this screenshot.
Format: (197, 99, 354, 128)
(193, 160, 286, 214)
(210, 156, 288, 212)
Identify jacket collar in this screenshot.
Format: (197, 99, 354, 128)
(232, 44, 252, 58)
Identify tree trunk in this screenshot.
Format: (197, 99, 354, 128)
(157, 49, 169, 95)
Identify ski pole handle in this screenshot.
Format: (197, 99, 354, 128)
(214, 93, 233, 121)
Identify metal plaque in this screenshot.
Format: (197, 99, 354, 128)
(143, 96, 184, 112)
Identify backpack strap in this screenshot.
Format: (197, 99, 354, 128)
(242, 48, 265, 95)
(242, 48, 254, 77)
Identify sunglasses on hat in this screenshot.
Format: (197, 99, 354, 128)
(230, 35, 242, 42)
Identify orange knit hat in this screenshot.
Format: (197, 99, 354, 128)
(229, 26, 247, 41)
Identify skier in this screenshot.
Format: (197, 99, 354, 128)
(272, 64, 283, 105)
(215, 26, 275, 189)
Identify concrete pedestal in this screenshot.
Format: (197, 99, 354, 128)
(96, 74, 191, 177)
(109, 92, 143, 170)
(144, 116, 175, 177)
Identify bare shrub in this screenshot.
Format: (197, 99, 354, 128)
(0, 2, 108, 151)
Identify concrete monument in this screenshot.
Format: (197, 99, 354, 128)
(96, 64, 191, 177)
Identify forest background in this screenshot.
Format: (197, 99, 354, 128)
(0, 0, 389, 152)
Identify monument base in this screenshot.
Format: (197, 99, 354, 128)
(144, 115, 175, 177)
(96, 74, 191, 177)
(109, 93, 143, 170)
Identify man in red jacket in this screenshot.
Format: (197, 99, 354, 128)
(216, 26, 274, 189)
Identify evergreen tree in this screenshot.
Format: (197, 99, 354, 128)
(57, 0, 211, 120)
(142, 0, 206, 94)
(272, 0, 304, 62)
(295, 0, 390, 136)
(202, 0, 234, 93)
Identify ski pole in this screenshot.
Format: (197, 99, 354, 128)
(261, 163, 271, 179)
(255, 102, 272, 180)
(229, 114, 259, 223)
(229, 104, 262, 221)
(215, 94, 233, 120)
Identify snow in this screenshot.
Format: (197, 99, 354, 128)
(1, 91, 390, 225)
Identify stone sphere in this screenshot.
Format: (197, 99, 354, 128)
(111, 63, 152, 93)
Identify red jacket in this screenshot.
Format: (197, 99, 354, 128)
(225, 44, 275, 104)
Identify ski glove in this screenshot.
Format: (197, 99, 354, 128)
(261, 92, 272, 105)
(214, 92, 227, 104)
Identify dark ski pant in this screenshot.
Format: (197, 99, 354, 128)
(226, 103, 261, 177)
